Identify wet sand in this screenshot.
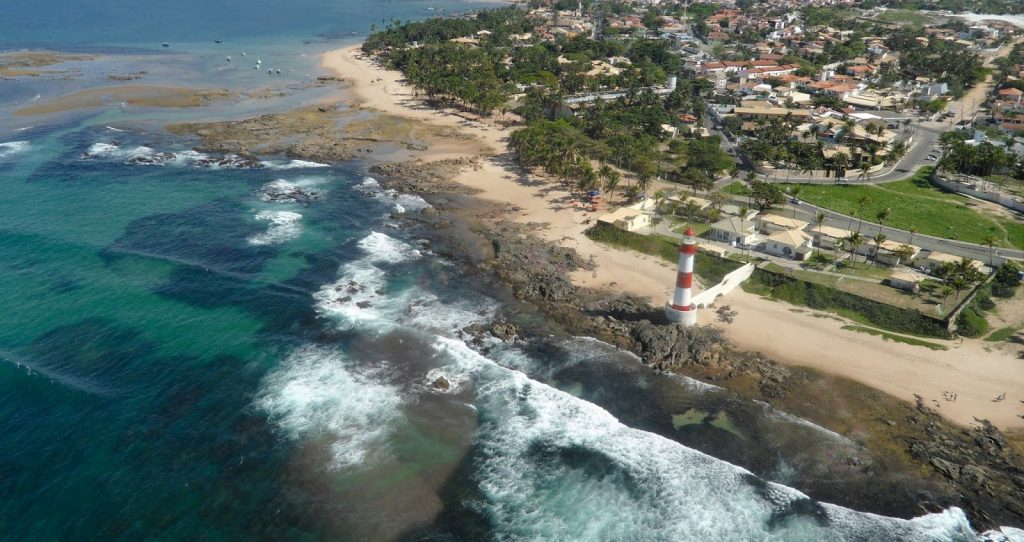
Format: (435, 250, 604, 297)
(15, 85, 234, 116)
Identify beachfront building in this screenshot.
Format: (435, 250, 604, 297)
(709, 216, 757, 246)
(890, 271, 922, 293)
(812, 225, 852, 250)
(918, 251, 983, 273)
(764, 229, 813, 260)
(757, 213, 808, 234)
(597, 206, 651, 232)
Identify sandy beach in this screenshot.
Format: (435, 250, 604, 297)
(321, 44, 1024, 430)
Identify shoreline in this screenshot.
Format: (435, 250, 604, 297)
(321, 44, 1024, 431)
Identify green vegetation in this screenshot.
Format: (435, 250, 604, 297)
(364, 8, 737, 192)
(874, 10, 929, 25)
(722, 181, 751, 196)
(841, 325, 949, 350)
(985, 326, 1020, 343)
(781, 169, 1024, 249)
(583, 223, 742, 283)
(938, 139, 1022, 179)
(743, 268, 952, 338)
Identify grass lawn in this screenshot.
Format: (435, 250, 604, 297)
(841, 325, 948, 350)
(782, 169, 1024, 249)
(722, 181, 751, 196)
(833, 263, 893, 281)
(670, 222, 710, 236)
(985, 326, 1021, 342)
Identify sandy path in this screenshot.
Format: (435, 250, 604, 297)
(322, 45, 1024, 429)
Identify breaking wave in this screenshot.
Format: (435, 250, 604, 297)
(247, 210, 303, 246)
(313, 232, 422, 329)
(261, 159, 329, 170)
(0, 141, 31, 159)
(429, 337, 978, 542)
(83, 142, 262, 169)
(355, 176, 432, 214)
(256, 346, 404, 471)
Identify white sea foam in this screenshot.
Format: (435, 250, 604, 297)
(256, 346, 404, 470)
(262, 159, 329, 170)
(314, 232, 422, 329)
(0, 141, 30, 159)
(356, 231, 421, 264)
(247, 210, 303, 246)
(428, 337, 977, 541)
(353, 175, 432, 214)
(105, 125, 126, 132)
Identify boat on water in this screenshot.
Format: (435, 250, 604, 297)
(214, 39, 223, 43)
(226, 56, 231, 61)
(161, 42, 169, 47)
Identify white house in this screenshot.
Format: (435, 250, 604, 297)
(709, 216, 757, 245)
(758, 214, 808, 234)
(765, 229, 813, 260)
(597, 206, 651, 232)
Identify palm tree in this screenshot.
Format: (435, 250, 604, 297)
(876, 207, 891, 230)
(871, 232, 887, 262)
(951, 275, 969, 303)
(814, 211, 826, 255)
(855, 196, 870, 234)
(981, 235, 997, 266)
(845, 232, 865, 269)
(939, 285, 955, 306)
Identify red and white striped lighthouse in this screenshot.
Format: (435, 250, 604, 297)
(666, 227, 698, 326)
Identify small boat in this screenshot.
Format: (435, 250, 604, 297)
(214, 39, 223, 44)
(267, 68, 273, 74)
(161, 42, 169, 47)
(275, 69, 281, 74)
(226, 56, 231, 61)
(254, 64, 259, 69)
(241, 51, 246, 57)
(256, 57, 262, 64)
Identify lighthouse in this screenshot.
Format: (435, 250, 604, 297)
(666, 227, 698, 326)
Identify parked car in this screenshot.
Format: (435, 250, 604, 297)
(789, 197, 801, 205)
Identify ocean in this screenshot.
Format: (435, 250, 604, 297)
(0, 2, 1013, 540)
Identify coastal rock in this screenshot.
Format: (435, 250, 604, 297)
(369, 158, 479, 194)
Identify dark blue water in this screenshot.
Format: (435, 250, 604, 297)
(0, 2, 1006, 540)
(0, 0, 485, 49)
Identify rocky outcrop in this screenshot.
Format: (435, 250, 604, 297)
(369, 158, 480, 194)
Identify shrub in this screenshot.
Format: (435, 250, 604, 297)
(748, 268, 951, 338)
(956, 306, 989, 338)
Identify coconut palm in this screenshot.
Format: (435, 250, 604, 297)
(981, 235, 997, 266)
(855, 196, 870, 233)
(845, 232, 865, 269)
(871, 232, 887, 262)
(814, 211, 826, 255)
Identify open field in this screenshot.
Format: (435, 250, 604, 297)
(782, 170, 1024, 250)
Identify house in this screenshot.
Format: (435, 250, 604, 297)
(918, 251, 983, 273)
(758, 214, 808, 234)
(597, 206, 651, 232)
(764, 229, 813, 260)
(998, 87, 1023, 104)
(869, 240, 921, 266)
(890, 271, 921, 293)
(709, 216, 757, 245)
(812, 225, 852, 249)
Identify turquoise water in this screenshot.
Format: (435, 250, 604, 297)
(0, 2, 1009, 540)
